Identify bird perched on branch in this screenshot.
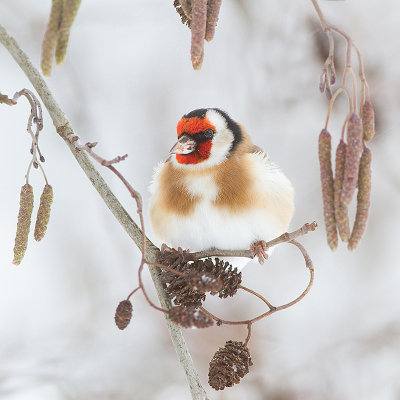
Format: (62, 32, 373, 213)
(149, 108, 294, 265)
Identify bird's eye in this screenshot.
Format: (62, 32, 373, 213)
(204, 129, 214, 138)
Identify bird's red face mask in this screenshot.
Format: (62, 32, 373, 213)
(171, 116, 216, 164)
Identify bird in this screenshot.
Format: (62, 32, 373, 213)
(149, 108, 294, 266)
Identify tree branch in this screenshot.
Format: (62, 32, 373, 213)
(0, 23, 208, 400)
(184, 221, 317, 261)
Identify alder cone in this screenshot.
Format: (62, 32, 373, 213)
(115, 300, 133, 330)
(209, 341, 253, 390)
(168, 306, 214, 328)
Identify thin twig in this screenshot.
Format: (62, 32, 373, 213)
(13, 89, 48, 184)
(79, 146, 167, 315)
(198, 236, 315, 326)
(238, 284, 275, 311)
(244, 322, 252, 348)
(76, 142, 128, 166)
(325, 86, 353, 131)
(184, 221, 317, 261)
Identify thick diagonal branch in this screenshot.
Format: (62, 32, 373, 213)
(0, 23, 208, 400)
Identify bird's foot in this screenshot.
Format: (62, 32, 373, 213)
(250, 240, 269, 264)
(161, 244, 189, 255)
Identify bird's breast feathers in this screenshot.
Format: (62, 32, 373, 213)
(149, 150, 294, 252)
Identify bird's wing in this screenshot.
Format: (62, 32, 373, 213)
(249, 144, 270, 160)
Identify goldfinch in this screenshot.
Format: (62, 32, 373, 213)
(149, 108, 294, 265)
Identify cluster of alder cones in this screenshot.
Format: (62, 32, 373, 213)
(319, 101, 374, 251)
(115, 253, 253, 390)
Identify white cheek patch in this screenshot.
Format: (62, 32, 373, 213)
(204, 109, 235, 167)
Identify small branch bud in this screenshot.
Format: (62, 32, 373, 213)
(13, 184, 34, 265)
(0, 93, 17, 105)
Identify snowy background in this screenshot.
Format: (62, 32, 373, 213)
(0, 0, 400, 399)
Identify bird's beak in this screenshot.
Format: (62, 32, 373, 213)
(169, 135, 197, 155)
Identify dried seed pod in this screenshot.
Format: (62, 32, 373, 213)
(115, 300, 133, 330)
(174, 0, 191, 27)
(159, 254, 242, 307)
(212, 259, 241, 299)
(209, 341, 253, 390)
(55, 0, 82, 65)
(168, 306, 214, 328)
(184, 271, 223, 295)
(333, 140, 350, 242)
(361, 101, 375, 142)
(341, 113, 364, 205)
(205, 0, 222, 41)
(160, 253, 207, 308)
(318, 129, 338, 250)
(34, 185, 53, 242)
(348, 147, 372, 251)
(190, 0, 207, 69)
(41, 0, 63, 76)
(13, 184, 34, 265)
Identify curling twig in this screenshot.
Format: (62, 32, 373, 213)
(311, 0, 366, 107)
(11, 89, 48, 184)
(197, 234, 315, 327)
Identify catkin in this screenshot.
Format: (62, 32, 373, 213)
(174, 0, 191, 27)
(191, 0, 207, 69)
(55, 0, 82, 65)
(41, 0, 63, 76)
(348, 147, 372, 251)
(334, 140, 350, 242)
(205, 0, 222, 41)
(34, 185, 53, 242)
(341, 113, 364, 205)
(13, 184, 34, 265)
(361, 101, 375, 142)
(318, 129, 338, 251)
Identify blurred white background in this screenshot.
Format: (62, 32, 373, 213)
(0, 0, 399, 399)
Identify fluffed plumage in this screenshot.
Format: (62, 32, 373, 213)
(149, 108, 294, 265)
